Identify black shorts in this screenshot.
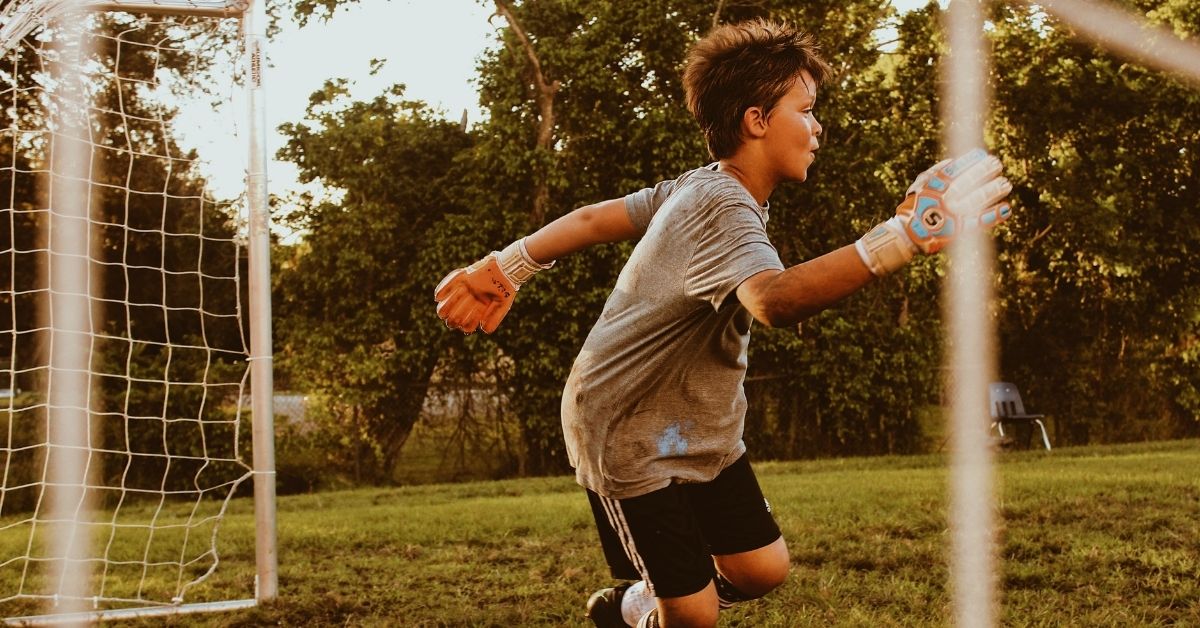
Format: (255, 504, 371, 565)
(586, 453, 782, 599)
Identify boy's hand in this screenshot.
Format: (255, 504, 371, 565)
(434, 238, 553, 334)
(897, 149, 1012, 254)
(857, 149, 1013, 276)
(435, 256, 515, 334)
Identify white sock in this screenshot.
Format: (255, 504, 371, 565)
(621, 581, 656, 627)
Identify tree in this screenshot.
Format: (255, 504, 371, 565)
(988, 0, 1200, 443)
(275, 80, 474, 483)
(271, 0, 1198, 487)
(493, 0, 561, 228)
(732, 1, 947, 458)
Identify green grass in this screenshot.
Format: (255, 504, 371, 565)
(6, 440, 1199, 626)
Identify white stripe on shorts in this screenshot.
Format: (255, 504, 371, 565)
(599, 495, 654, 595)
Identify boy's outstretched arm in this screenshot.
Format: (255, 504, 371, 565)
(736, 245, 874, 328)
(739, 149, 1014, 328)
(434, 198, 636, 334)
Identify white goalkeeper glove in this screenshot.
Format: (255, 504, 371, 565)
(857, 148, 1013, 276)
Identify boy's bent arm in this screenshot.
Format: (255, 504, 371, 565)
(434, 197, 636, 334)
(736, 244, 874, 328)
(523, 198, 638, 263)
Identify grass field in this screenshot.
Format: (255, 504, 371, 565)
(6, 439, 1197, 626)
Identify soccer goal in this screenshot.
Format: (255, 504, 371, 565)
(942, 1, 1200, 627)
(0, 0, 276, 622)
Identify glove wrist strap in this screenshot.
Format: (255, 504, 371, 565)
(495, 237, 554, 288)
(856, 216, 917, 277)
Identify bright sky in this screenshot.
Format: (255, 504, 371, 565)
(179, 0, 495, 199)
(260, 0, 496, 198)
(182, 0, 936, 200)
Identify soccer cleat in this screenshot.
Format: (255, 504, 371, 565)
(586, 582, 633, 628)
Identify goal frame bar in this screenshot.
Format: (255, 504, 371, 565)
(943, 1, 1200, 626)
(0, 0, 277, 622)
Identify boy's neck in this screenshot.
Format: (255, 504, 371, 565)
(716, 159, 776, 206)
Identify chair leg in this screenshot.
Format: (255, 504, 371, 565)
(1033, 419, 1052, 451)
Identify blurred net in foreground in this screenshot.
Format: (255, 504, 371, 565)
(944, 2, 1200, 627)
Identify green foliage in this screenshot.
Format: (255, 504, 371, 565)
(742, 1, 946, 459)
(274, 82, 474, 483)
(989, 1, 1200, 443)
(275, 0, 1199, 484)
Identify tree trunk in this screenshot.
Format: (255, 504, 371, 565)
(494, 0, 560, 228)
(378, 374, 433, 476)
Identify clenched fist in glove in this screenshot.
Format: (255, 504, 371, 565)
(434, 238, 553, 334)
(856, 148, 1013, 276)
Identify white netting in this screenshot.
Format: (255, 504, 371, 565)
(0, 3, 254, 617)
(941, 2, 1200, 627)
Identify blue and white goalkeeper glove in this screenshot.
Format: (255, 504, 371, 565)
(857, 148, 1013, 276)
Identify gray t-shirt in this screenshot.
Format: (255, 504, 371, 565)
(561, 164, 785, 499)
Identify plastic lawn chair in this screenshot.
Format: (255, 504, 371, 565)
(989, 382, 1052, 451)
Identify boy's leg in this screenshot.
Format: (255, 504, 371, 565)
(684, 454, 789, 606)
(584, 487, 721, 627)
(713, 536, 789, 602)
(654, 580, 718, 626)
(584, 490, 644, 627)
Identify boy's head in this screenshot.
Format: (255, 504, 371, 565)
(684, 19, 832, 160)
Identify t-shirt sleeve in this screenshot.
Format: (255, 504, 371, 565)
(623, 178, 676, 234)
(686, 200, 785, 311)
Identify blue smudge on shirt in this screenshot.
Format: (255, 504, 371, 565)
(657, 422, 688, 457)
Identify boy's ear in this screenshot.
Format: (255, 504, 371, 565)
(741, 106, 769, 139)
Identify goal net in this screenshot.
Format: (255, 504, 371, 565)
(942, 2, 1200, 627)
(0, 0, 275, 621)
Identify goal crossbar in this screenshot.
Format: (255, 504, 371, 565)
(0, 0, 250, 56)
(88, 0, 250, 16)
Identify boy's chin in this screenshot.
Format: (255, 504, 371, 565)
(789, 159, 814, 182)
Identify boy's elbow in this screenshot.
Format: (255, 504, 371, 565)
(756, 305, 805, 329)
(744, 293, 801, 328)
(747, 289, 825, 328)
(739, 273, 836, 328)
(739, 271, 798, 328)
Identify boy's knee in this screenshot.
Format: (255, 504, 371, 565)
(715, 536, 790, 598)
(746, 558, 789, 595)
(752, 545, 791, 593)
(716, 565, 787, 602)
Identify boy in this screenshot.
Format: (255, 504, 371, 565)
(434, 19, 1011, 628)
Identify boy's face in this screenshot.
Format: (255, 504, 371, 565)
(763, 70, 822, 183)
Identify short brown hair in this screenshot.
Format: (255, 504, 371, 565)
(683, 19, 832, 159)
